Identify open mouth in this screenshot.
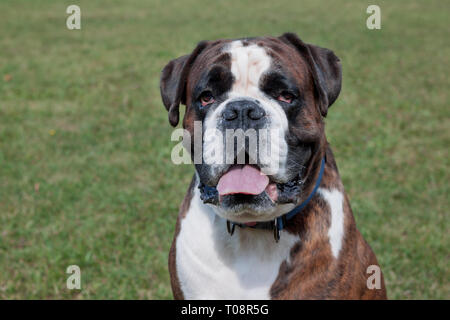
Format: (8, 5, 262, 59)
(199, 164, 304, 206)
(217, 165, 278, 202)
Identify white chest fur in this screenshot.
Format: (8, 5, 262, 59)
(175, 188, 300, 300)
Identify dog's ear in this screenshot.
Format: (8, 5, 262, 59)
(160, 41, 209, 127)
(279, 33, 342, 117)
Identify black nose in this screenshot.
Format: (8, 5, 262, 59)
(222, 100, 266, 123)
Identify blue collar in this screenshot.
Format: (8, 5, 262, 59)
(226, 157, 326, 242)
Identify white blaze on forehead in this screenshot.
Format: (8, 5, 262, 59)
(228, 41, 271, 96)
(202, 40, 289, 180)
(225, 40, 288, 130)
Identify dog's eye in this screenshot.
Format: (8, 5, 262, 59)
(200, 92, 215, 106)
(277, 92, 294, 104)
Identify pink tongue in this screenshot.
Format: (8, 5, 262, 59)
(217, 165, 269, 196)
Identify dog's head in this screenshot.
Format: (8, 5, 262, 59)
(160, 33, 341, 223)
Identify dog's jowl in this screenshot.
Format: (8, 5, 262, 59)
(160, 33, 387, 299)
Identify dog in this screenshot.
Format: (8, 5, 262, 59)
(160, 33, 387, 299)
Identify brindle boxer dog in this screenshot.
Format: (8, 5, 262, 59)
(160, 33, 387, 299)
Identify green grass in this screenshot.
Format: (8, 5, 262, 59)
(0, 0, 448, 299)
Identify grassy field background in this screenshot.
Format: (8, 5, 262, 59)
(0, 0, 448, 299)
